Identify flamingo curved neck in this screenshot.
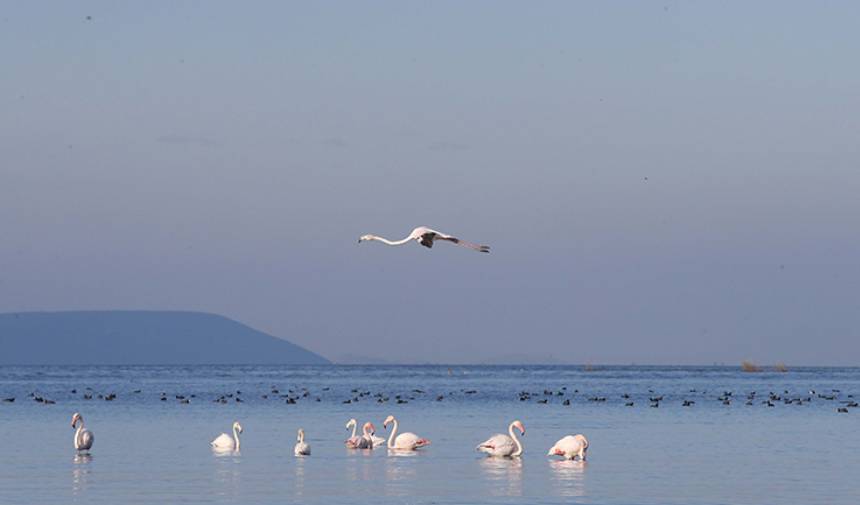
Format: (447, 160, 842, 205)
(508, 423, 523, 457)
(371, 235, 412, 246)
(74, 424, 84, 449)
(387, 419, 398, 449)
(232, 426, 241, 450)
(349, 422, 357, 439)
(298, 431, 304, 443)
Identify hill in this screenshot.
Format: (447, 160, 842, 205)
(0, 311, 330, 365)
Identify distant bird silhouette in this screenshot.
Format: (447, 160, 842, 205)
(359, 226, 489, 253)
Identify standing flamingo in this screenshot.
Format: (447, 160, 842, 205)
(346, 418, 386, 448)
(294, 428, 311, 456)
(70, 413, 94, 452)
(476, 420, 525, 457)
(383, 415, 430, 450)
(547, 434, 589, 460)
(359, 226, 490, 253)
(346, 422, 377, 449)
(211, 421, 243, 451)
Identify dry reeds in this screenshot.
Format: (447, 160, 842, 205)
(741, 360, 761, 372)
(773, 362, 788, 372)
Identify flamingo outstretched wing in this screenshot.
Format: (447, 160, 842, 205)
(420, 227, 490, 253)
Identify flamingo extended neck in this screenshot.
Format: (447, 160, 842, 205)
(233, 426, 241, 450)
(387, 420, 398, 449)
(74, 424, 84, 449)
(370, 235, 412, 246)
(349, 421, 357, 439)
(298, 430, 304, 443)
(508, 423, 523, 457)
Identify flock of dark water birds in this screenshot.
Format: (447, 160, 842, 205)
(2, 385, 856, 413)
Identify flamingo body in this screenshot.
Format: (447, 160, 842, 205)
(547, 434, 588, 460)
(211, 433, 234, 448)
(370, 434, 387, 448)
(391, 432, 431, 450)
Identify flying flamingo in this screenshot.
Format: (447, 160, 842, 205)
(346, 418, 385, 448)
(294, 428, 311, 456)
(346, 421, 377, 449)
(211, 421, 243, 451)
(383, 415, 430, 450)
(359, 226, 490, 253)
(476, 420, 525, 458)
(70, 413, 94, 452)
(547, 434, 589, 460)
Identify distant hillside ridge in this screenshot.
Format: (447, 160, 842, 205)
(0, 311, 330, 365)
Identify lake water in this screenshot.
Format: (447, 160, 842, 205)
(0, 365, 857, 505)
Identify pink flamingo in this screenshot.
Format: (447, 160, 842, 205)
(476, 420, 525, 458)
(547, 434, 589, 460)
(345, 421, 377, 449)
(359, 226, 490, 253)
(383, 415, 430, 450)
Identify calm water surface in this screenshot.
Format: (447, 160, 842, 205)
(1, 365, 858, 505)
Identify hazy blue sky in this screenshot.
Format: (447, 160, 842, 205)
(2, 2, 859, 364)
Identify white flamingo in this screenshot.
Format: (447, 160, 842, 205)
(383, 415, 430, 450)
(211, 421, 243, 451)
(294, 428, 311, 456)
(476, 420, 525, 458)
(359, 226, 490, 253)
(346, 418, 385, 448)
(547, 434, 589, 460)
(70, 413, 94, 452)
(346, 421, 377, 449)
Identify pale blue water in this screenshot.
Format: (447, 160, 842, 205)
(0, 365, 857, 505)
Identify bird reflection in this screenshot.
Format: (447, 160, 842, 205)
(344, 449, 376, 486)
(71, 453, 92, 496)
(345, 447, 375, 458)
(212, 449, 242, 498)
(549, 459, 587, 497)
(386, 448, 423, 458)
(293, 457, 305, 498)
(479, 457, 523, 497)
(383, 453, 420, 497)
(212, 446, 241, 457)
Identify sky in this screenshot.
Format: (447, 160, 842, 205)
(2, 1, 859, 365)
